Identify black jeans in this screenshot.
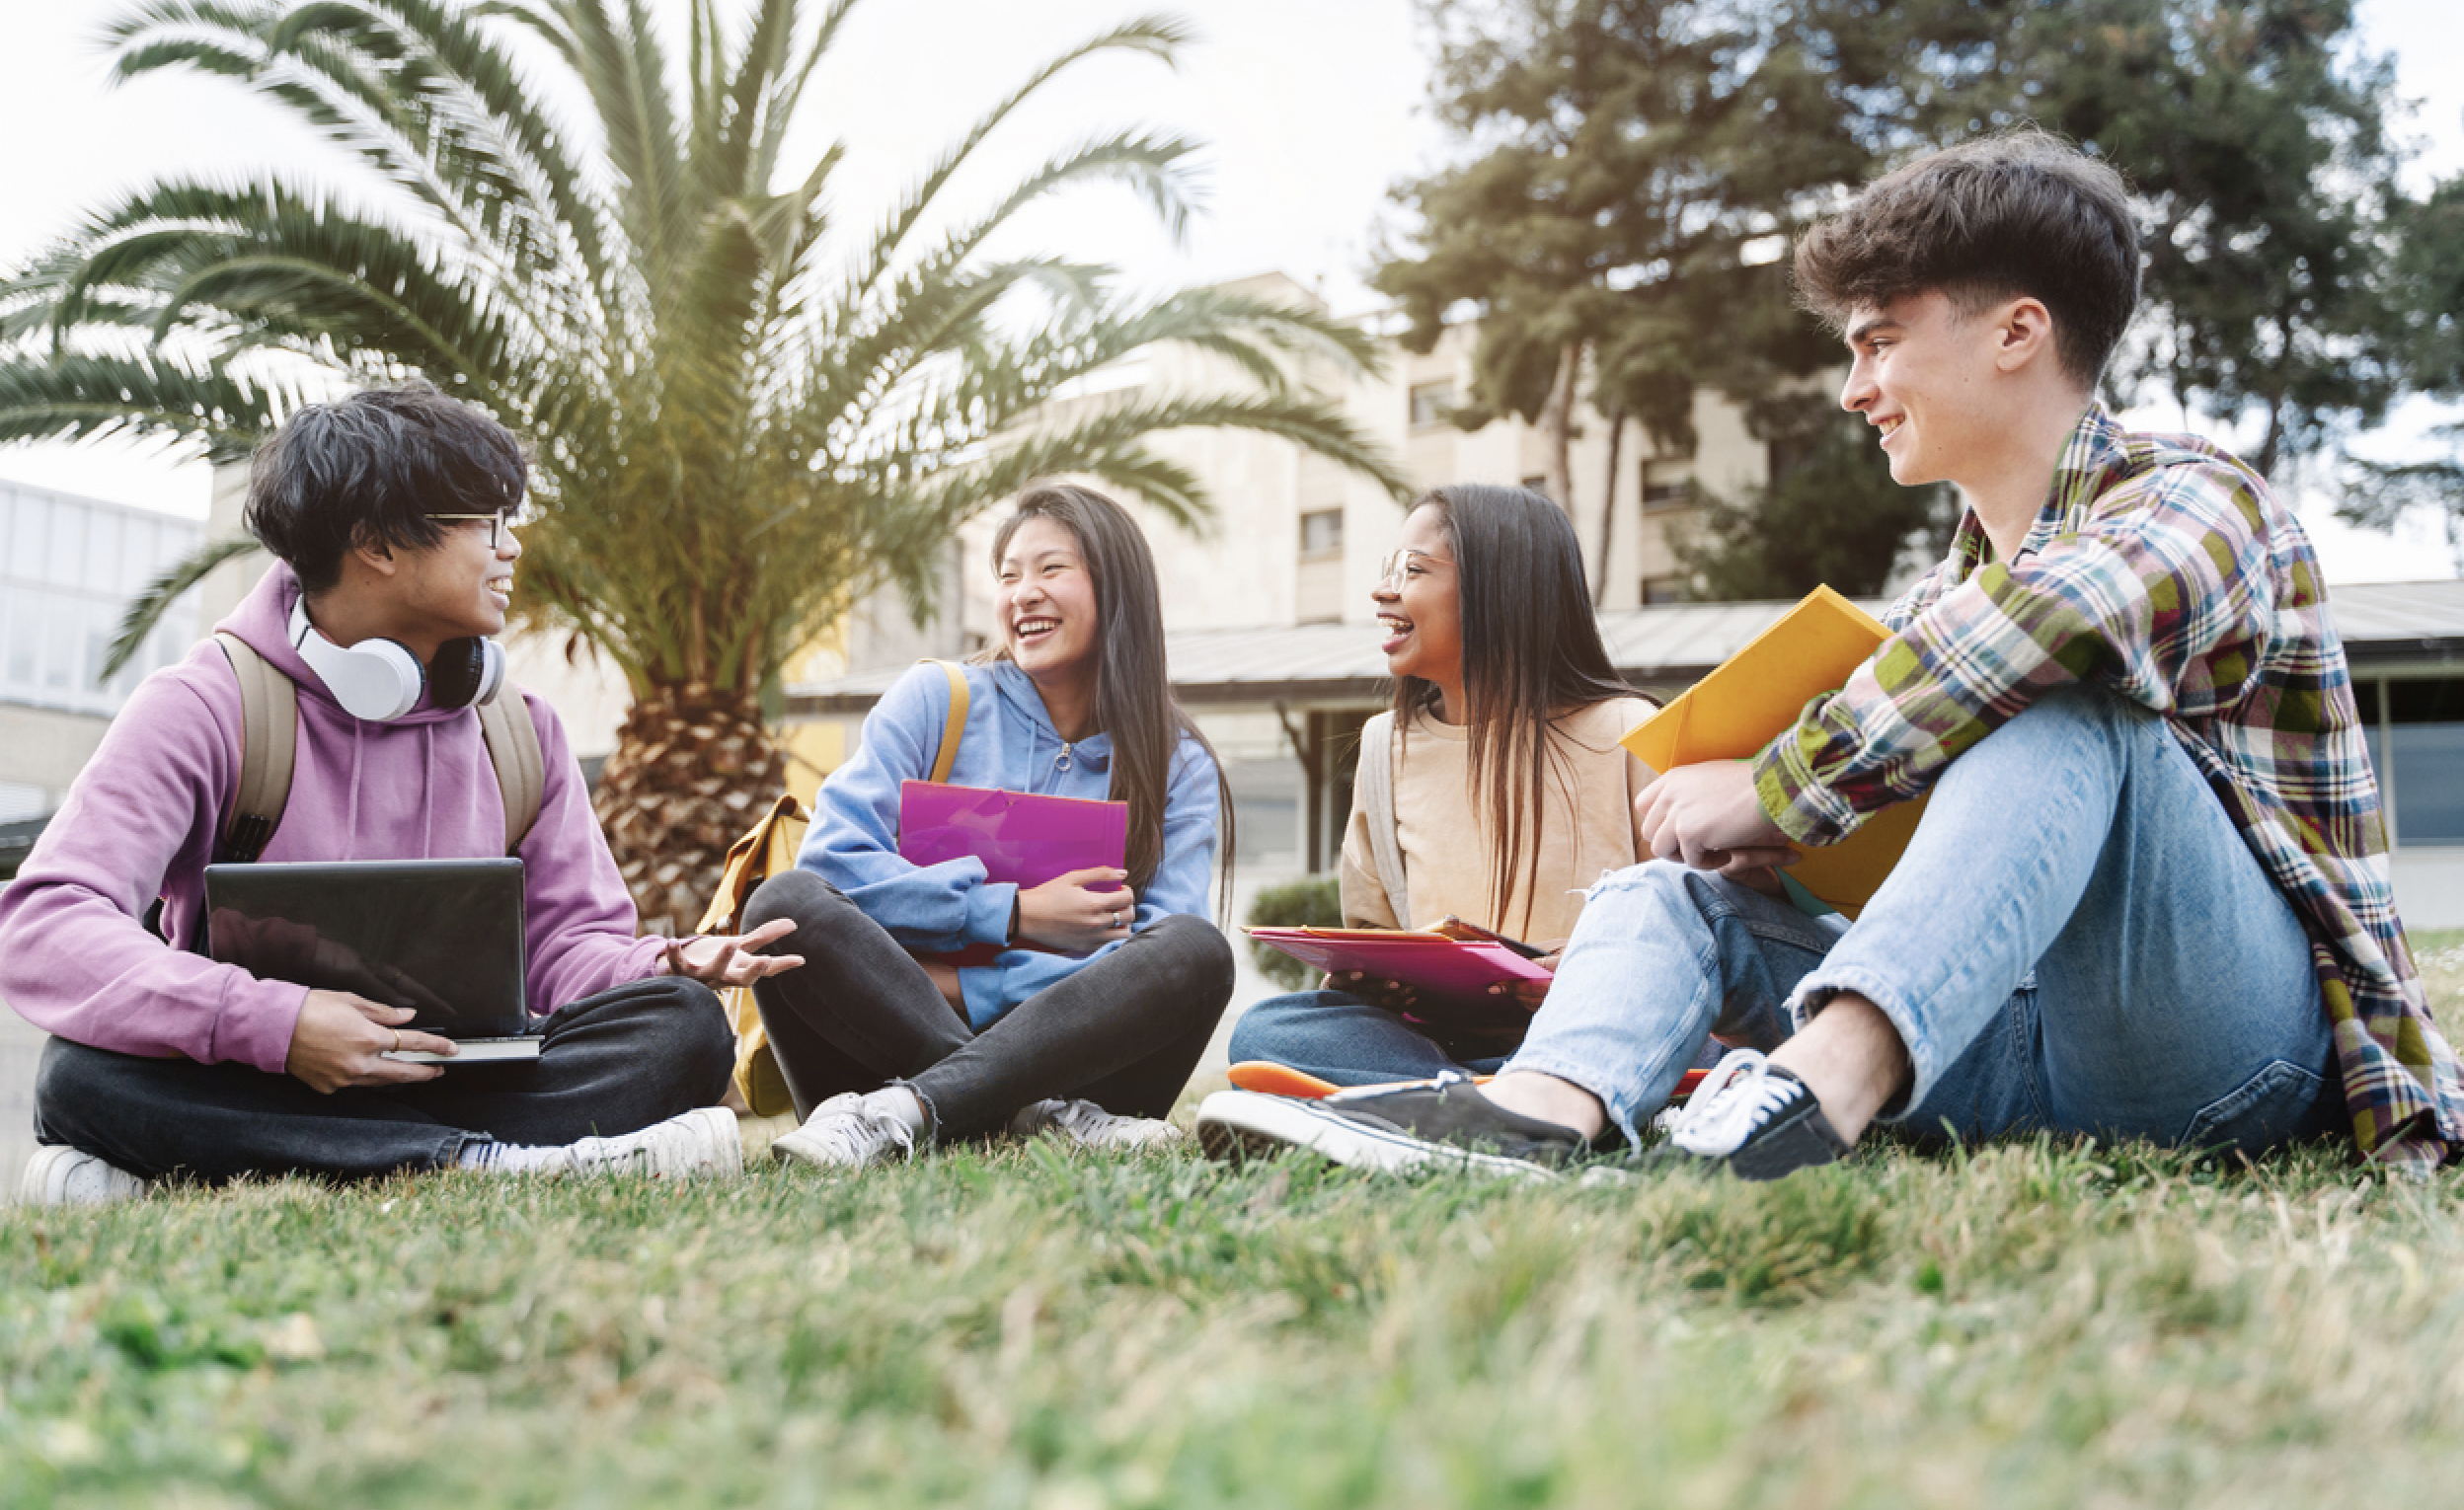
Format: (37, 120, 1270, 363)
(34, 976, 733, 1183)
(744, 869, 1236, 1138)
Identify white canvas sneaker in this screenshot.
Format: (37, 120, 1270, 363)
(20, 1145, 149, 1207)
(1009, 1097, 1187, 1153)
(563, 1106, 744, 1180)
(771, 1092, 919, 1170)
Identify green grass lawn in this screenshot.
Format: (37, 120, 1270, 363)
(7, 936, 2462, 1509)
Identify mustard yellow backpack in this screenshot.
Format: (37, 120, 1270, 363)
(698, 660, 969, 1115)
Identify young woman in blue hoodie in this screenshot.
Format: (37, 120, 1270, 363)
(746, 484, 1236, 1170)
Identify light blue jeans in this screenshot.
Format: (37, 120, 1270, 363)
(1509, 684, 2345, 1155)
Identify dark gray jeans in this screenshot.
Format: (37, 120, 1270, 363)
(745, 869, 1236, 1138)
(34, 975, 733, 1183)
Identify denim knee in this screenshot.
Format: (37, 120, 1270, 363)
(663, 977, 737, 1088)
(1226, 991, 1339, 1063)
(583, 974, 735, 1102)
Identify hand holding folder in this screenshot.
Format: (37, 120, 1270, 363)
(1246, 927, 1554, 1005)
(897, 782, 1131, 961)
(1619, 585, 1926, 916)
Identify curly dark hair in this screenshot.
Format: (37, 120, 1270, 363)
(1793, 130, 2141, 390)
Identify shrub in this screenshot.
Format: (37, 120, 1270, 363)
(1245, 874, 1344, 990)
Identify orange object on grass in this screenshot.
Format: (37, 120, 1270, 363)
(1226, 1061, 1707, 1101)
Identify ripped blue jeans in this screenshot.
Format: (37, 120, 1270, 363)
(1505, 684, 2345, 1155)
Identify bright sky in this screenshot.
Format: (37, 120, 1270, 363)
(1, 0, 2457, 579)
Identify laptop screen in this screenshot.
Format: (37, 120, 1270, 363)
(204, 858, 528, 1039)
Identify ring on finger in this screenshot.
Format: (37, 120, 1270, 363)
(390, 1028, 402, 1054)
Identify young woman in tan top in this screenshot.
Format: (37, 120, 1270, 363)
(1228, 483, 1660, 1085)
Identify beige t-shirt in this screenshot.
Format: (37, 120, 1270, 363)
(1339, 696, 1657, 944)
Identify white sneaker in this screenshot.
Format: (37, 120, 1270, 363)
(772, 1092, 918, 1170)
(20, 1145, 149, 1207)
(564, 1106, 744, 1180)
(1010, 1097, 1188, 1152)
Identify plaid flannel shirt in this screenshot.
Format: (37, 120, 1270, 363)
(1752, 403, 2463, 1173)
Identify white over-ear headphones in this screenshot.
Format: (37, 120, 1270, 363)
(288, 597, 505, 722)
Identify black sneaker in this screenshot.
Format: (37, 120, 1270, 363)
(1194, 1072, 1583, 1181)
(1648, 1050, 1849, 1181)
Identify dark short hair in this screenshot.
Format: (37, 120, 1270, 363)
(1793, 131, 2141, 389)
(243, 383, 528, 593)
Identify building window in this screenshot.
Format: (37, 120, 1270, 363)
(1641, 574, 1690, 606)
(1642, 459, 1694, 512)
(1298, 508, 1344, 558)
(2363, 676, 2464, 847)
(1409, 382, 1456, 428)
(0, 485, 202, 717)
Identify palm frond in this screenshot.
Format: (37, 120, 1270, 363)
(841, 14, 1194, 307)
(104, 534, 267, 678)
(0, 353, 292, 462)
(32, 2, 1406, 701)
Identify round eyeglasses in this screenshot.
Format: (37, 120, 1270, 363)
(1375, 548, 1454, 588)
(428, 502, 540, 551)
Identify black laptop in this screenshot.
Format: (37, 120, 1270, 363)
(204, 858, 540, 1063)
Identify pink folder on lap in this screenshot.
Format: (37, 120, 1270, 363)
(1245, 928, 1554, 999)
(897, 781, 1127, 887)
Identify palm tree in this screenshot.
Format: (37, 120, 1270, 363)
(0, 0, 1405, 931)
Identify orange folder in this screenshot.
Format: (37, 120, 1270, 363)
(1619, 585, 1926, 916)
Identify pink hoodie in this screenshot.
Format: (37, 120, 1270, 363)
(0, 562, 669, 1074)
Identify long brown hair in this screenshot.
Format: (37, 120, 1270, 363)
(1388, 485, 1637, 935)
(988, 484, 1233, 910)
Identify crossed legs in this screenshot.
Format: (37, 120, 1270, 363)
(1490, 684, 2343, 1157)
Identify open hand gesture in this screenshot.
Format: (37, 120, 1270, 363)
(662, 917, 806, 987)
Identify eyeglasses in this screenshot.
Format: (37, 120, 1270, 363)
(428, 502, 539, 551)
(1375, 548, 1454, 588)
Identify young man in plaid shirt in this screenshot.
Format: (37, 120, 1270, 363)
(1199, 130, 2464, 1180)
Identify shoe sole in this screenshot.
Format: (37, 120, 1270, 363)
(1192, 1092, 1560, 1182)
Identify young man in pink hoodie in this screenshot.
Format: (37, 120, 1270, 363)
(2, 386, 800, 1204)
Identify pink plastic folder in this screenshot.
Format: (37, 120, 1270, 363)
(897, 781, 1128, 887)
(1246, 927, 1555, 999)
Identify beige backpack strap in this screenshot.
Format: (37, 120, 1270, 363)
(1357, 712, 1410, 928)
(213, 632, 296, 865)
(921, 659, 969, 785)
(477, 688, 546, 855)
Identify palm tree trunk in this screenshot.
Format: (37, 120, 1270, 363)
(594, 681, 789, 938)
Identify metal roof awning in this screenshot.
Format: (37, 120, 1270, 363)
(780, 579, 2464, 717)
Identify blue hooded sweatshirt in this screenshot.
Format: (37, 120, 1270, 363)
(797, 659, 1222, 1028)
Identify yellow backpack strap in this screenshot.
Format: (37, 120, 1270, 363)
(213, 632, 296, 865)
(476, 689, 546, 855)
(922, 658, 969, 785)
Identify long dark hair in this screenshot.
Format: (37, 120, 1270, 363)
(988, 484, 1233, 910)
(1389, 485, 1639, 936)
